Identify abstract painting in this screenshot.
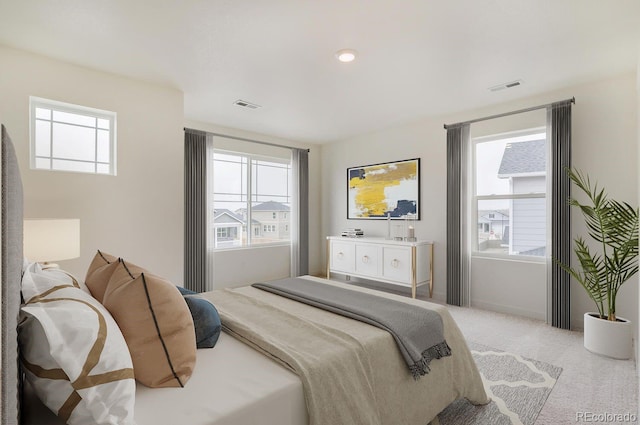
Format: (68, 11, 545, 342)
(347, 158, 420, 219)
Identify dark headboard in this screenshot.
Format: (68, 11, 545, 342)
(1, 124, 23, 425)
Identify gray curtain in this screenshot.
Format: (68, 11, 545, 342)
(446, 124, 470, 306)
(291, 149, 309, 276)
(549, 100, 572, 329)
(184, 129, 208, 292)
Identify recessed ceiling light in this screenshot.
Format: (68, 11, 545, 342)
(335, 49, 357, 63)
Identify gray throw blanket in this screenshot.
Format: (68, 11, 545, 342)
(252, 278, 451, 379)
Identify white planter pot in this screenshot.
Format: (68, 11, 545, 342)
(583, 312, 632, 359)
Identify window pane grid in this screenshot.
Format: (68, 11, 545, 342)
(476, 193, 545, 201)
(211, 150, 291, 250)
(30, 97, 116, 175)
(36, 117, 103, 131)
(473, 129, 547, 259)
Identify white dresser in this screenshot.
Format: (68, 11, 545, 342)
(326, 236, 433, 298)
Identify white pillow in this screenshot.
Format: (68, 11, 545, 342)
(19, 265, 136, 425)
(21, 261, 91, 301)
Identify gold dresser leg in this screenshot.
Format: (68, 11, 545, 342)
(429, 243, 434, 298)
(411, 245, 417, 299)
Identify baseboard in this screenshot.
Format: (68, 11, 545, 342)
(470, 299, 546, 321)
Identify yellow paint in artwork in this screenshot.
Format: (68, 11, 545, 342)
(350, 162, 417, 216)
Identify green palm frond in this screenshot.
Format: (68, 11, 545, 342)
(558, 168, 639, 320)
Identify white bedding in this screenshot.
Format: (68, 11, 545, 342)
(24, 332, 308, 425)
(135, 332, 307, 425)
(203, 276, 488, 425)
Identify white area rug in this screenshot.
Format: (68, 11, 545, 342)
(438, 342, 562, 425)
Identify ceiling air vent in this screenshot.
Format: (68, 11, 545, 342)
(233, 99, 261, 109)
(488, 79, 524, 92)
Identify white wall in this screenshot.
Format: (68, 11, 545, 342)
(570, 74, 638, 332)
(637, 45, 640, 367)
(471, 257, 546, 320)
(0, 45, 185, 283)
(184, 119, 323, 288)
(322, 73, 638, 331)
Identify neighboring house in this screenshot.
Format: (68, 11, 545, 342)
(213, 201, 290, 247)
(478, 210, 509, 241)
(212, 209, 245, 247)
(248, 201, 291, 241)
(497, 139, 546, 256)
(232, 208, 263, 240)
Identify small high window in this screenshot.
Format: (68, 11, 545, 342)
(30, 97, 117, 175)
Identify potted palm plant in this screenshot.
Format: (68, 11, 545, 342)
(559, 168, 638, 359)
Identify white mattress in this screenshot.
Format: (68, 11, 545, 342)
(23, 332, 308, 425)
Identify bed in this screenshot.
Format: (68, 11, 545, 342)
(1, 124, 489, 425)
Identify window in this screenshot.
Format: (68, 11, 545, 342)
(29, 97, 116, 175)
(263, 225, 276, 232)
(211, 150, 291, 249)
(473, 129, 547, 258)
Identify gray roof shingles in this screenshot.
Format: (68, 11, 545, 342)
(251, 201, 290, 211)
(498, 139, 546, 176)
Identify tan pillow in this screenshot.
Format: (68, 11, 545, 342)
(85, 251, 119, 303)
(103, 259, 196, 388)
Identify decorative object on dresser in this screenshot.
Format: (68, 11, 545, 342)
(341, 228, 364, 237)
(347, 158, 420, 220)
(404, 213, 417, 241)
(326, 236, 433, 298)
(23, 218, 80, 268)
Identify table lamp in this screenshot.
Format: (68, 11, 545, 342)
(23, 218, 80, 268)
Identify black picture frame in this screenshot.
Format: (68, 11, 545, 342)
(347, 158, 420, 220)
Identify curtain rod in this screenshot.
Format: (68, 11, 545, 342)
(184, 127, 310, 153)
(443, 97, 575, 130)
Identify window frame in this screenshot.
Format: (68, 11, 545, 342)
(471, 127, 548, 263)
(216, 227, 229, 239)
(211, 148, 291, 251)
(29, 96, 117, 175)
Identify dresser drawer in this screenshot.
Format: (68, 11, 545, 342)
(382, 247, 411, 284)
(330, 241, 355, 273)
(354, 244, 379, 277)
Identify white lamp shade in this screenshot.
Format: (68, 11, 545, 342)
(24, 219, 80, 263)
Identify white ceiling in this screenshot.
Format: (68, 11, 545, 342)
(0, 1, 638, 143)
